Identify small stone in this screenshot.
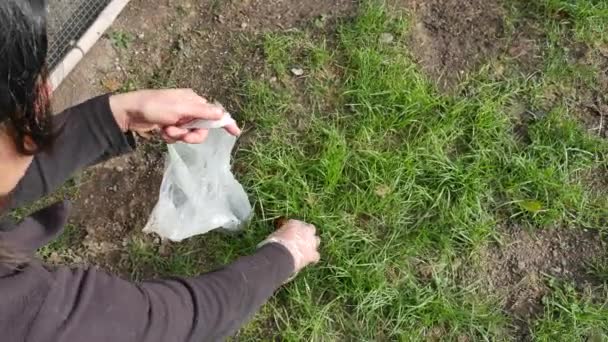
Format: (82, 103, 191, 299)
(291, 68, 304, 76)
(241, 22, 248, 29)
(115, 166, 124, 172)
(379, 33, 394, 44)
(270, 76, 278, 83)
(137, 33, 145, 39)
(216, 15, 225, 24)
(517, 261, 526, 270)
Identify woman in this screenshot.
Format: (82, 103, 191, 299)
(0, 1, 321, 341)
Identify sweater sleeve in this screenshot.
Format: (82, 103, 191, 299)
(10, 94, 136, 209)
(28, 244, 295, 342)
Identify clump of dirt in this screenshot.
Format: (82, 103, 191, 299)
(577, 72, 608, 139)
(507, 23, 546, 74)
(582, 166, 608, 197)
(407, 0, 505, 91)
(478, 224, 607, 338)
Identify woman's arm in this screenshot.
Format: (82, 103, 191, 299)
(28, 244, 294, 342)
(25, 221, 320, 342)
(10, 95, 136, 208)
(10, 89, 239, 209)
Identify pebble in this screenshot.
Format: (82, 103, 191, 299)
(137, 33, 145, 39)
(291, 68, 304, 76)
(115, 166, 124, 172)
(241, 22, 248, 29)
(379, 32, 394, 44)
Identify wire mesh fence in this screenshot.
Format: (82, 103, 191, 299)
(47, 0, 112, 69)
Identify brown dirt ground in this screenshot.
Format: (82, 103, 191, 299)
(476, 224, 608, 339)
(575, 52, 608, 139)
(405, 0, 506, 91)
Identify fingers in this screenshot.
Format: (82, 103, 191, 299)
(312, 250, 321, 264)
(223, 123, 242, 136)
(164, 126, 189, 138)
(162, 127, 210, 144)
(182, 129, 209, 144)
(161, 132, 177, 144)
(184, 102, 224, 120)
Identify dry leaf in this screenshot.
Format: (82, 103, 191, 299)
(101, 78, 122, 92)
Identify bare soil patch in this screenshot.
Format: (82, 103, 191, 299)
(68, 143, 165, 272)
(477, 224, 608, 339)
(576, 52, 608, 139)
(215, 0, 356, 32)
(406, 0, 506, 91)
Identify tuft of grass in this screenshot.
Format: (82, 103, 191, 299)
(532, 282, 608, 341)
(108, 31, 133, 50)
(37, 223, 85, 260)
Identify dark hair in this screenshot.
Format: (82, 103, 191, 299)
(1, 0, 50, 266)
(0, 0, 53, 154)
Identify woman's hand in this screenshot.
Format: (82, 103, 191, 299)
(262, 220, 321, 275)
(110, 89, 241, 144)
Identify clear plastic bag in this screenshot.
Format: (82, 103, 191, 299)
(144, 116, 252, 241)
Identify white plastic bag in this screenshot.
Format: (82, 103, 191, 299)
(144, 114, 252, 241)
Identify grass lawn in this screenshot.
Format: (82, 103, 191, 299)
(38, 0, 608, 340)
(228, 2, 608, 340)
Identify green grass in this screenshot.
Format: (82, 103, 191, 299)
(34, 0, 608, 340)
(532, 282, 608, 341)
(37, 223, 85, 260)
(223, 3, 608, 340)
(108, 30, 133, 50)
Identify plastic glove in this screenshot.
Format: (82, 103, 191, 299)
(260, 220, 321, 275)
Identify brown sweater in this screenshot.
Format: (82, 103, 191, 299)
(0, 95, 294, 342)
